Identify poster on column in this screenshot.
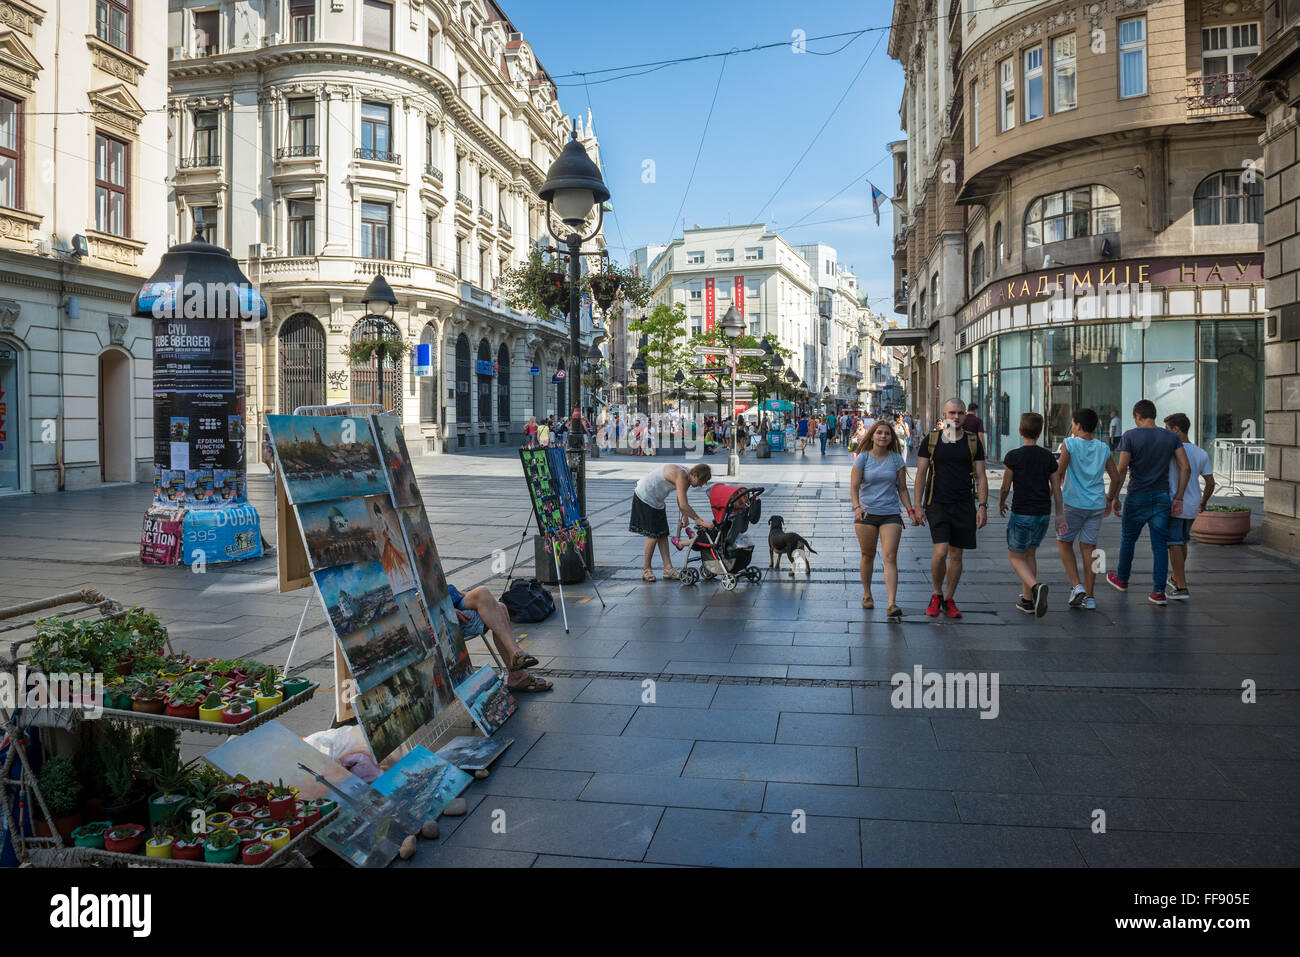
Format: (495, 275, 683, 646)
(151, 317, 235, 393)
(153, 392, 242, 471)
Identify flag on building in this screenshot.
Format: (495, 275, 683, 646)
(870, 184, 885, 226)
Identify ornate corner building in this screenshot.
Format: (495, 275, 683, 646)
(890, 0, 1266, 463)
(166, 0, 603, 456)
(1, 0, 169, 494)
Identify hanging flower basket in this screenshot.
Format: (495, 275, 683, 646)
(588, 272, 622, 314)
(341, 334, 410, 367)
(539, 271, 571, 312)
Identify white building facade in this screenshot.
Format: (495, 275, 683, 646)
(1, 0, 169, 494)
(166, 0, 602, 456)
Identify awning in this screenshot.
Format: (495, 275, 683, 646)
(880, 327, 928, 347)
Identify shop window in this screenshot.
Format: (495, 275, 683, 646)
(970, 243, 985, 290)
(1193, 170, 1263, 225)
(1024, 184, 1120, 248)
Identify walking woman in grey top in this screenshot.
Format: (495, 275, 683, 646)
(850, 419, 913, 619)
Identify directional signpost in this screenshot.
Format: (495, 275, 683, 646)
(738, 373, 767, 383)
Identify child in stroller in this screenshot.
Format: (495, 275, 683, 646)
(675, 484, 765, 589)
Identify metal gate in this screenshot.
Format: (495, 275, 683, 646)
(350, 315, 402, 409)
(278, 313, 326, 413)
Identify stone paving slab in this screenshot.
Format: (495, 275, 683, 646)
(644, 808, 862, 867)
(579, 772, 767, 812)
(444, 795, 664, 861)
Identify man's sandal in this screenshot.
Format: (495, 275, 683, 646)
(510, 651, 540, 670)
(508, 673, 553, 693)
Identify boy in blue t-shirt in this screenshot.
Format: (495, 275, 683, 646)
(1054, 408, 1121, 610)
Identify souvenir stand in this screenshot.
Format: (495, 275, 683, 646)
(0, 591, 329, 868)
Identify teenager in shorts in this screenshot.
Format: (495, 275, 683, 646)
(1054, 408, 1120, 610)
(999, 412, 1066, 618)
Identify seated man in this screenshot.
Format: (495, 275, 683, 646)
(447, 583, 552, 693)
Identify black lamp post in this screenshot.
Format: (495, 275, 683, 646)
(631, 352, 647, 414)
(361, 273, 398, 411)
(756, 338, 777, 458)
(539, 130, 610, 525)
(721, 305, 745, 476)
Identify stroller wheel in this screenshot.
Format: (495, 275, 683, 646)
(680, 567, 699, 585)
(701, 568, 717, 580)
(722, 577, 737, 591)
(744, 568, 763, 583)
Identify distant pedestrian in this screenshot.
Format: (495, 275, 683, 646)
(998, 412, 1066, 618)
(1163, 412, 1215, 600)
(538, 417, 551, 448)
(1106, 400, 1191, 605)
(964, 402, 987, 454)
(851, 419, 912, 619)
(827, 410, 838, 446)
(913, 398, 988, 619)
(1054, 407, 1121, 610)
(1108, 409, 1121, 451)
(524, 416, 538, 449)
(818, 416, 829, 454)
(796, 413, 809, 454)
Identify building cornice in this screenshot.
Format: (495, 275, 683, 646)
(0, 0, 43, 37)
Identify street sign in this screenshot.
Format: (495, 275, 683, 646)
(697, 367, 728, 376)
(530, 365, 540, 376)
(733, 348, 767, 357)
(692, 346, 722, 356)
(737, 373, 767, 383)
(553, 368, 567, 381)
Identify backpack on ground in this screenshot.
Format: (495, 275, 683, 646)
(501, 578, 555, 622)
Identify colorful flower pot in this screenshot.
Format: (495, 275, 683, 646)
(241, 842, 273, 866)
(285, 816, 306, 838)
(251, 806, 271, 821)
(253, 692, 283, 714)
(71, 821, 112, 849)
(300, 806, 320, 827)
(203, 838, 241, 863)
(105, 689, 133, 710)
(252, 819, 278, 834)
(282, 677, 311, 698)
(264, 827, 291, 851)
(172, 839, 205, 861)
(147, 792, 190, 828)
(199, 701, 226, 722)
(222, 704, 253, 724)
(104, 824, 145, 854)
(165, 702, 201, 720)
(227, 816, 254, 832)
(132, 696, 166, 715)
(229, 802, 258, 818)
(267, 793, 296, 820)
(236, 829, 260, 851)
(314, 799, 337, 818)
(207, 812, 233, 830)
(145, 836, 174, 859)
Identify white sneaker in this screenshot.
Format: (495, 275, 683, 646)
(1084, 597, 1096, 610)
(1068, 584, 1087, 609)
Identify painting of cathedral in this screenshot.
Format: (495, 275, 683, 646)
(299, 497, 381, 569)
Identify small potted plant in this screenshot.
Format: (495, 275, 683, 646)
(281, 675, 312, 699)
(203, 826, 241, 863)
(172, 833, 206, 861)
(242, 781, 270, 807)
(254, 670, 283, 714)
(165, 682, 204, 720)
(229, 801, 258, 818)
(222, 700, 254, 724)
(127, 674, 167, 714)
(207, 811, 233, 830)
(34, 755, 83, 845)
(145, 825, 174, 859)
(263, 826, 291, 852)
(147, 753, 197, 828)
(252, 818, 279, 835)
(285, 814, 307, 839)
(214, 780, 244, 807)
(1192, 503, 1253, 545)
(103, 679, 133, 711)
(267, 780, 296, 820)
(71, 820, 112, 849)
(227, 815, 255, 832)
(104, 823, 146, 854)
(241, 840, 273, 866)
(299, 803, 321, 828)
(235, 828, 261, 852)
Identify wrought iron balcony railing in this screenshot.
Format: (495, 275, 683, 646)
(354, 147, 400, 163)
(276, 144, 319, 159)
(179, 155, 220, 168)
(425, 164, 443, 180)
(1186, 73, 1255, 116)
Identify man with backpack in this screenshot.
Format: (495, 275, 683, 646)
(913, 398, 989, 619)
(449, 582, 552, 692)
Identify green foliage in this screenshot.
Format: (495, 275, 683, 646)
(629, 303, 690, 408)
(73, 724, 106, 798)
(100, 723, 136, 806)
(37, 755, 82, 818)
(499, 245, 570, 319)
(341, 334, 410, 367)
(137, 727, 180, 773)
(202, 691, 223, 710)
(259, 669, 279, 698)
(683, 329, 795, 414)
(206, 828, 240, 850)
(1205, 504, 1251, 512)
(125, 673, 165, 701)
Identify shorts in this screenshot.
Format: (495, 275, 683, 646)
(1006, 513, 1050, 552)
(855, 512, 903, 527)
(1166, 517, 1194, 546)
(1057, 505, 1105, 545)
(456, 607, 485, 638)
(926, 500, 977, 550)
(630, 494, 670, 539)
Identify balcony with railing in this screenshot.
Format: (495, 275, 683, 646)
(1186, 73, 1255, 116)
(276, 144, 319, 159)
(478, 208, 493, 226)
(354, 147, 400, 163)
(948, 89, 963, 133)
(499, 219, 512, 238)
(424, 164, 443, 182)
(456, 191, 473, 210)
(179, 154, 221, 168)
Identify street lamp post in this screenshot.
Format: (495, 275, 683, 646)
(539, 129, 610, 526)
(722, 305, 744, 477)
(362, 273, 398, 411)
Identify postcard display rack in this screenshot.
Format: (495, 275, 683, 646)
(0, 591, 324, 867)
(267, 411, 517, 768)
(511, 448, 606, 633)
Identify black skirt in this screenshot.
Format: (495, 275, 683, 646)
(629, 494, 670, 539)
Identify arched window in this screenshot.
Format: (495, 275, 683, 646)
(278, 312, 325, 413)
(477, 338, 492, 422)
(497, 342, 510, 423)
(455, 333, 471, 422)
(993, 222, 1003, 268)
(970, 243, 985, 290)
(349, 315, 401, 408)
(1194, 170, 1263, 225)
(1024, 185, 1120, 248)
(419, 322, 437, 424)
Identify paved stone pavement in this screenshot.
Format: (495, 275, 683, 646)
(2, 440, 1298, 867)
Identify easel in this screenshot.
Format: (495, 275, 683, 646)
(503, 518, 605, 635)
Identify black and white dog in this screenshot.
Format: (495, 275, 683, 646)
(768, 515, 817, 577)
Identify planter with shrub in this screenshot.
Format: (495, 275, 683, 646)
(1191, 504, 1252, 545)
(34, 755, 83, 845)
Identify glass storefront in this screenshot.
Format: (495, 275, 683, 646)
(0, 342, 18, 492)
(956, 319, 1263, 460)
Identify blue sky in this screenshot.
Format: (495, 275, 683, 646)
(503, 0, 905, 317)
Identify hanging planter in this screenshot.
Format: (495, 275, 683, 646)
(340, 334, 411, 368)
(587, 271, 621, 315)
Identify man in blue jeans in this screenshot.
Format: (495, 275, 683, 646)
(1105, 399, 1191, 606)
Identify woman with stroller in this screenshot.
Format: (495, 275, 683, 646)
(630, 463, 714, 581)
(850, 419, 913, 620)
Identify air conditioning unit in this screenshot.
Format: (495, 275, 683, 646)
(263, 33, 279, 47)
(248, 243, 266, 259)
(33, 239, 51, 256)
(170, 46, 185, 59)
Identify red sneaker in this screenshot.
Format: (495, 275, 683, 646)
(1148, 591, 1168, 606)
(1106, 572, 1128, 592)
(925, 593, 943, 617)
(943, 598, 963, 619)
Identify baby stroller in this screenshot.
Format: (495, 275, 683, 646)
(678, 485, 765, 590)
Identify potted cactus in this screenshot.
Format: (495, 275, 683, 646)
(281, 675, 312, 699)
(203, 827, 241, 863)
(227, 815, 255, 832)
(127, 674, 168, 714)
(242, 840, 274, 866)
(254, 669, 283, 714)
(222, 700, 254, 724)
(145, 825, 174, 859)
(173, 833, 206, 861)
(267, 780, 296, 820)
(263, 826, 291, 852)
(229, 801, 258, 818)
(104, 823, 146, 854)
(1191, 503, 1252, 545)
(242, 781, 270, 807)
(165, 682, 204, 720)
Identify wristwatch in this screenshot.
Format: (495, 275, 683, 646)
(977, 503, 988, 510)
